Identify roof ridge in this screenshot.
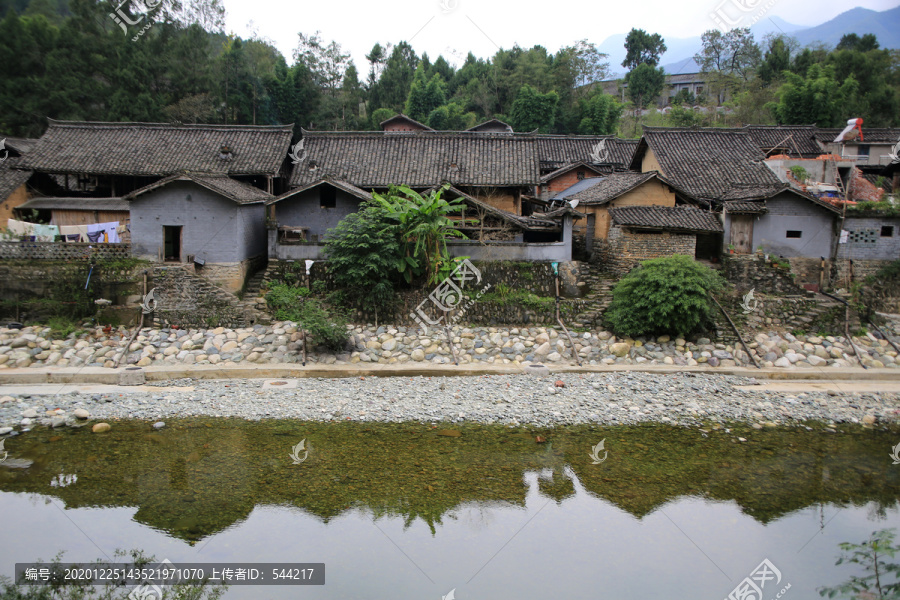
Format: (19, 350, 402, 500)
(46, 119, 294, 131)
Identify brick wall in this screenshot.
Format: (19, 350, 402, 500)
(601, 226, 696, 275)
(0, 242, 131, 261)
(836, 216, 900, 261)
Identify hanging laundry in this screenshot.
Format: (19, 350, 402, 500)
(6, 218, 34, 237)
(59, 224, 89, 242)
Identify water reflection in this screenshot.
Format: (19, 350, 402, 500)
(1, 420, 899, 599)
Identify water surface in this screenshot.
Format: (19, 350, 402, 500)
(2, 420, 899, 599)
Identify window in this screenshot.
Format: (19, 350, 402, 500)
(320, 186, 336, 208)
(857, 145, 870, 157)
(576, 171, 585, 181)
(882, 225, 894, 237)
(786, 230, 802, 238)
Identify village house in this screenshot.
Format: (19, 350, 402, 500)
(629, 127, 844, 287)
(547, 170, 720, 267)
(0, 137, 37, 230)
(14, 119, 293, 291)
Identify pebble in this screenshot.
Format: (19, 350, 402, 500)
(92, 423, 111, 433)
(0, 323, 894, 371)
(0, 371, 896, 431)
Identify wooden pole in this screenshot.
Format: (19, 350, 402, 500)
(709, 294, 761, 369)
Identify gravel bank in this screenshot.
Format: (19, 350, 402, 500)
(1, 371, 898, 433)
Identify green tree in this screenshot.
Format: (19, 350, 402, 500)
(369, 106, 395, 129)
(577, 91, 621, 134)
(369, 41, 418, 113)
(836, 33, 879, 52)
(771, 63, 858, 126)
(758, 34, 794, 85)
(426, 102, 476, 130)
(622, 28, 667, 70)
(605, 255, 724, 337)
(323, 204, 400, 318)
(405, 64, 445, 122)
(625, 63, 665, 111)
(509, 84, 559, 132)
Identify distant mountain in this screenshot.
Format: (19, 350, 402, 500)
(599, 5, 900, 79)
(791, 5, 900, 49)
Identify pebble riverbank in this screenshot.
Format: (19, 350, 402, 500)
(1, 322, 898, 370)
(1, 371, 898, 435)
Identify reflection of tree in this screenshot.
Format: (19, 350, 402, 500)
(2, 422, 899, 542)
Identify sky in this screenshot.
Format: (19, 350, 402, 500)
(223, 0, 900, 72)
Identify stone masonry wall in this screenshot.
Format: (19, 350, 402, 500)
(602, 227, 696, 275)
(723, 254, 808, 295)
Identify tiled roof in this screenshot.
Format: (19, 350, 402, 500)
(125, 173, 273, 204)
(290, 130, 541, 188)
(534, 135, 638, 168)
(744, 126, 822, 157)
(539, 161, 605, 184)
(269, 178, 372, 205)
(380, 114, 434, 131)
(18, 197, 129, 211)
(722, 201, 767, 214)
(22, 120, 293, 177)
(560, 172, 658, 205)
(3, 137, 38, 155)
(467, 119, 513, 133)
(0, 159, 31, 200)
(631, 128, 785, 202)
(815, 128, 900, 144)
(609, 205, 723, 233)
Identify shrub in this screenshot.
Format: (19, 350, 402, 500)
(605, 254, 725, 337)
(265, 285, 348, 351)
(323, 205, 401, 317)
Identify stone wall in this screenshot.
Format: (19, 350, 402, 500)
(832, 259, 896, 290)
(713, 291, 850, 343)
(600, 227, 696, 275)
(0, 241, 131, 261)
(148, 265, 267, 329)
(0, 260, 141, 323)
(723, 254, 808, 295)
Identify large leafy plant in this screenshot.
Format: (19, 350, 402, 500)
(370, 184, 468, 285)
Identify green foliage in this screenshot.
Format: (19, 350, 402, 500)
(605, 255, 725, 337)
(789, 165, 809, 182)
(370, 107, 396, 128)
(848, 200, 900, 217)
(577, 92, 622, 134)
(771, 64, 859, 126)
(311, 280, 328, 295)
(45, 316, 83, 339)
(509, 84, 559, 133)
(323, 204, 400, 315)
(265, 286, 348, 351)
(370, 185, 467, 285)
(622, 28, 667, 70)
(404, 63, 446, 122)
(426, 102, 477, 130)
(625, 63, 666, 111)
(818, 528, 900, 599)
(476, 289, 556, 312)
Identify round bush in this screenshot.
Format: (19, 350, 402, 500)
(605, 254, 724, 338)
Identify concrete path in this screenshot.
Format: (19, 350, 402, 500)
(1, 363, 899, 385)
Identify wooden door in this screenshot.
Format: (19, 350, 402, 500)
(730, 215, 753, 253)
(585, 213, 595, 252)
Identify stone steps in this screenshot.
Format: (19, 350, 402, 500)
(151, 265, 270, 327)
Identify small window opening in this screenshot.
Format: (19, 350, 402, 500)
(786, 230, 802, 238)
(881, 225, 894, 237)
(321, 186, 336, 209)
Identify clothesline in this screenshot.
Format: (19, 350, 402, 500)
(5, 218, 123, 243)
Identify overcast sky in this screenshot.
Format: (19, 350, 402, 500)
(224, 0, 899, 71)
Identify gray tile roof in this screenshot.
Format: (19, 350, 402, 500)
(534, 135, 638, 169)
(815, 128, 900, 144)
(0, 159, 31, 201)
(22, 120, 293, 177)
(539, 161, 605, 184)
(270, 178, 373, 205)
(631, 128, 786, 202)
(290, 130, 541, 188)
(560, 172, 657, 205)
(3, 137, 38, 155)
(743, 126, 823, 157)
(467, 119, 513, 133)
(609, 205, 723, 233)
(379, 114, 433, 131)
(722, 201, 767, 214)
(17, 197, 129, 211)
(125, 173, 273, 204)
